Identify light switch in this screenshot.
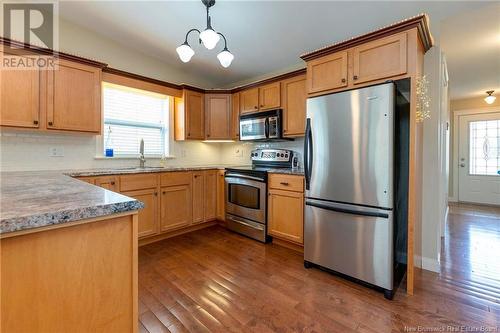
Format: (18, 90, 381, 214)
(49, 147, 65, 157)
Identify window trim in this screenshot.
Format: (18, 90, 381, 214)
(96, 81, 175, 159)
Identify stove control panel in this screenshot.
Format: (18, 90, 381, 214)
(251, 149, 293, 163)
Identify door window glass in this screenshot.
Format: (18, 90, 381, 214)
(469, 120, 500, 176)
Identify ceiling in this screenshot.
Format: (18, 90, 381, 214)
(59, 1, 494, 97)
(441, 2, 500, 100)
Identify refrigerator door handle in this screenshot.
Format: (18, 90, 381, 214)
(304, 118, 313, 190)
(305, 199, 390, 219)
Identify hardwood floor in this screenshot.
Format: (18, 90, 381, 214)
(139, 205, 500, 333)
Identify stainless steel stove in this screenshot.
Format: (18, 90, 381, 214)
(225, 149, 294, 242)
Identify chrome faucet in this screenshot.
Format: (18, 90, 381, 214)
(139, 138, 146, 168)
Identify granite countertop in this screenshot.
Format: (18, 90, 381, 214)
(0, 171, 144, 235)
(0, 165, 304, 235)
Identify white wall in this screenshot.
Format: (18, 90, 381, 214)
(419, 46, 450, 273)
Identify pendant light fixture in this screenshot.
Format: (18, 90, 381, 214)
(176, 0, 234, 68)
(484, 90, 496, 104)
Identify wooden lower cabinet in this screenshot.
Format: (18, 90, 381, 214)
(160, 184, 192, 232)
(192, 172, 205, 224)
(94, 176, 119, 191)
(0, 213, 138, 332)
(268, 174, 305, 245)
(216, 170, 225, 220)
(204, 170, 217, 221)
(122, 188, 158, 238)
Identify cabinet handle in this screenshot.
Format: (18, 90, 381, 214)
(280, 182, 289, 186)
(48, 121, 53, 126)
(154, 192, 158, 196)
(283, 129, 287, 133)
(254, 106, 258, 109)
(162, 191, 166, 195)
(260, 105, 263, 107)
(110, 181, 115, 185)
(188, 132, 191, 137)
(353, 75, 358, 80)
(33, 120, 39, 125)
(341, 78, 346, 83)
(194, 175, 199, 178)
(207, 134, 210, 137)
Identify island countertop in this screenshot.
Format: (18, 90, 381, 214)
(0, 171, 144, 235)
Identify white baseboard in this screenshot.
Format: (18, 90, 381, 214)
(448, 196, 458, 203)
(414, 255, 440, 273)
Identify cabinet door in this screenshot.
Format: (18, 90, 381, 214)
(122, 188, 158, 238)
(192, 172, 205, 224)
(268, 189, 304, 244)
(205, 94, 230, 140)
(95, 176, 119, 192)
(352, 32, 407, 85)
(281, 75, 306, 137)
(230, 93, 240, 140)
(216, 170, 225, 220)
(185, 90, 205, 139)
(259, 82, 280, 110)
(204, 170, 217, 221)
(240, 88, 259, 114)
(306, 51, 348, 94)
(160, 185, 192, 231)
(0, 52, 40, 128)
(47, 59, 101, 132)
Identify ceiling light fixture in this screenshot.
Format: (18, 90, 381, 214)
(176, 0, 233, 68)
(484, 90, 496, 104)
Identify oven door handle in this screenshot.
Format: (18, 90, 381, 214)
(229, 217, 264, 231)
(225, 174, 265, 182)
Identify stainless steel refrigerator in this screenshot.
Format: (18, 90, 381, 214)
(304, 82, 402, 299)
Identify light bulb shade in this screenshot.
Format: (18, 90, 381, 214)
(217, 49, 234, 68)
(176, 43, 194, 63)
(485, 95, 496, 104)
(199, 28, 220, 50)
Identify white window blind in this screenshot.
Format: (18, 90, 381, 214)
(103, 83, 169, 156)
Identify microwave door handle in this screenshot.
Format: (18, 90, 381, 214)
(265, 118, 269, 138)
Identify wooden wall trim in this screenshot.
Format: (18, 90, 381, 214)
(1, 37, 108, 68)
(103, 67, 182, 90)
(232, 68, 307, 93)
(300, 14, 433, 61)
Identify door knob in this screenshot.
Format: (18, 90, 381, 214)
(460, 163, 465, 168)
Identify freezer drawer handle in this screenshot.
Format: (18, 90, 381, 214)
(305, 200, 389, 218)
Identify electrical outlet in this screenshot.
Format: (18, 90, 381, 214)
(49, 147, 64, 157)
(234, 148, 243, 157)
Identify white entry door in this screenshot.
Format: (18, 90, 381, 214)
(458, 112, 500, 205)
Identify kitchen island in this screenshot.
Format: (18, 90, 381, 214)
(0, 171, 143, 333)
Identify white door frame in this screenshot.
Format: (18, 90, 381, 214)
(451, 106, 500, 202)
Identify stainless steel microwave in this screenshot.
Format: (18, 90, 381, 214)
(239, 109, 283, 141)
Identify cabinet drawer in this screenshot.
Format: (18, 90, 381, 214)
(268, 174, 304, 192)
(160, 172, 192, 187)
(120, 173, 157, 191)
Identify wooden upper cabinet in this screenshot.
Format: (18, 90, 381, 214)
(259, 82, 280, 110)
(352, 32, 407, 85)
(192, 172, 205, 224)
(47, 59, 101, 132)
(231, 92, 240, 140)
(204, 170, 217, 221)
(281, 75, 306, 137)
(240, 87, 259, 114)
(175, 89, 205, 140)
(205, 94, 231, 140)
(0, 53, 40, 128)
(306, 51, 348, 94)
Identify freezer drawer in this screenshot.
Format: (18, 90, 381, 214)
(304, 199, 393, 290)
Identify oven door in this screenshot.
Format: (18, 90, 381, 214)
(225, 174, 266, 223)
(239, 118, 267, 141)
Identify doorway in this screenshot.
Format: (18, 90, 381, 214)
(457, 112, 500, 205)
